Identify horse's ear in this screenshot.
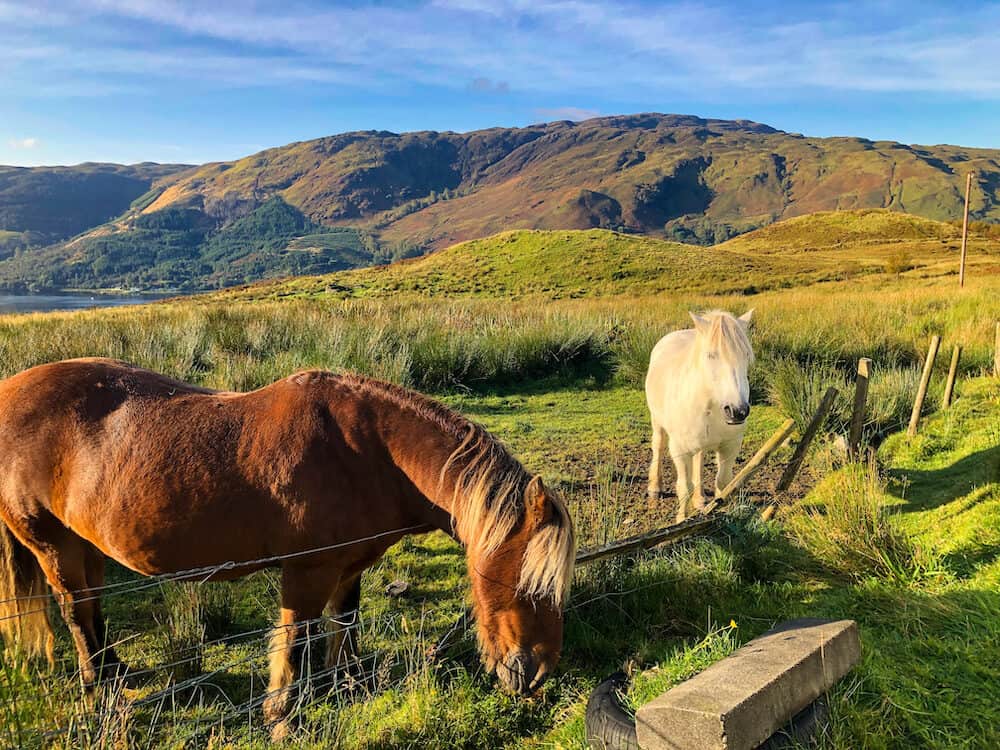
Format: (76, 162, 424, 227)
(738, 309, 754, 328)
(526, 475, 550, 524)
(689, 311, 710, 334)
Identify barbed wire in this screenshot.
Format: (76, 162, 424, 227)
(0, 523, 431, 610)
(0, 478, 730, 748)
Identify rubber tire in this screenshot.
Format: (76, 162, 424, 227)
(585, 672, 639, 750)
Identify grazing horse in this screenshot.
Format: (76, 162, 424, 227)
(646, 310, 754, 521)
(0, 359, 574, 737)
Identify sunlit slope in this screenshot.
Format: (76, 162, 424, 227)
(210, 229, 836, 302)
(208, 210, 999, 303)
(717, 209, 961, 253)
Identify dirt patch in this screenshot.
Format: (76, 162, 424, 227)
(562, 442, 818, 549)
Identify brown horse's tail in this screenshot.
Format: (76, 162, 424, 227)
(0, 521, 54, 665)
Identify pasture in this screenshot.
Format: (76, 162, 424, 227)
(0, 212, 999, 749)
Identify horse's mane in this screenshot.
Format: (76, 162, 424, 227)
(332, 373, 575, 608)
(694, 310, 755, 365)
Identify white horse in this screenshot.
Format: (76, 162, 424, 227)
(646, 310, 754, 521)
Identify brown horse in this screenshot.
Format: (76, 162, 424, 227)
(0, 358, 574, 735)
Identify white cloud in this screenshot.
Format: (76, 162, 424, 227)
(3, 0, 1000, 100)
(534, 107, 601, 122)
(7, 137, 39, 149)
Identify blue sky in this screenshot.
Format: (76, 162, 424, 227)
(2, 0, 1000, 166)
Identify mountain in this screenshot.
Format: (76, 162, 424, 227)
(1, 114, 998, 292)
(130, 113, 1000, 246)
(0, 162, 191, 253)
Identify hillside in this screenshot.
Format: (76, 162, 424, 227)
(2, 113, 999, 292)
(208, 210, 999, 303)
(0, 162, 190, 255)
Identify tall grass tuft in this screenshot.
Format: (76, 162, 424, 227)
(768, 357, 944, 444)
(786, 460, 936, 583)
(158, 582, 207, 682)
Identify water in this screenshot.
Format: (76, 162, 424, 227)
(0, 292, 173, 315)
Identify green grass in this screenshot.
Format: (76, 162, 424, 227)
(0, 250, 998, 747)
(2, 373, 996, 748)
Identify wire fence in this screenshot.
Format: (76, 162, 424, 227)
(0, 463, 723, 749)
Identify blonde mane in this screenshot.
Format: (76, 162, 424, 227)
(442, 428, 575, 608)
(694, 310, 755, 367)
(327, 372, 574, 608)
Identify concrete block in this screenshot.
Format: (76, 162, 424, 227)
(636, 618, 860, 750)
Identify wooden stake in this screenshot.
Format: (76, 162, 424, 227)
(775, 386, 838, 492)
(848, 358, 872, 458)
(574, 515, 717, 566)
(760, 505, 776, 522)
(703, 418, 796, 514)
(908, 335, 941, 436)
(995, 322, 1000, 378)
(942, 345, 961, 409)
(959, 172, 972, 288)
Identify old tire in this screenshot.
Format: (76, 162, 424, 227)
(585, 672, 639, 750)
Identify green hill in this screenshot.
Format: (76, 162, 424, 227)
(716, 209, 962, 253)
(211, 209, 997, 303)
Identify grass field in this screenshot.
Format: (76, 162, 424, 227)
(0, 210, 998, 748)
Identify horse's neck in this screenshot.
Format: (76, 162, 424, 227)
(374, 408, 469, 531)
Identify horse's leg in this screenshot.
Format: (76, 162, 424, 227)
(715, 439, 742, 497)
(670, 448, 694, 523)
(647, 421, 666, 502)
(691, 450, 707, 511)
(264, 563, 341, 740)
(325, 574, 363, 688)
(25, 523, 108, 686)
(82, 544, 129, 681)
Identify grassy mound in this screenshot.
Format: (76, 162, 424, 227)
(209, 209, 999, 303)
(212, 227, 840, 303)
(717, 209, 960, 254)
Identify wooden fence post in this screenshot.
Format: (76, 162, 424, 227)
(908, 335, 941, 436)
(702, 418, 796, 514)
(959, 172, 972, 288)
(995, 322, 1000, 378)
(942, 345, 961, 409)
(848, 358, 872, 458)
(775, 386, 838, 492)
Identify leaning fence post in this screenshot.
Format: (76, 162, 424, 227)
(942, 345, 962, 409)
(703, 418, 796, 514)
(908, 335, 941, 437)
(775, 386, 838, 493)
(848, 358, 872, 458)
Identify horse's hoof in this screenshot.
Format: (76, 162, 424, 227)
(269, 719, 293, 743)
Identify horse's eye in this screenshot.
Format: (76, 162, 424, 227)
(706, 352, 719, 360)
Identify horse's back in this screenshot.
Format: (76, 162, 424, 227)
(0, 360, 355, 573)
(645, 329, 693, 395)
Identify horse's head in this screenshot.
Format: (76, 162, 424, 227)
(468, 475, 574, 695)
(690, 309, 755, 425)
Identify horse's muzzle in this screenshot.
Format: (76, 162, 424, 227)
(496, 650, 549, 695)
(723, 403, 750, 425)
